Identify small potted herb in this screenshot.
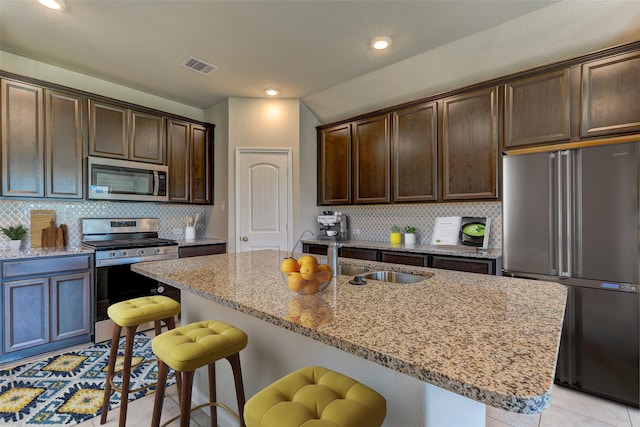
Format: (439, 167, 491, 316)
(2, 224, 28, 253)
(390, 225, 402, 245)
(404, 226, 417, 245)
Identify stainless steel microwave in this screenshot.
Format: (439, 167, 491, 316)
(87, 156, 169, 202)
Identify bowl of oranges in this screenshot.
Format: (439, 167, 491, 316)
(280, 255, 333, 295)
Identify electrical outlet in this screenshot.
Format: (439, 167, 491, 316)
(172, 228, 183, 236)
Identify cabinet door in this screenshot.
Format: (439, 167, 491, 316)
(581, 51, 640, 138)
(88, 99, 128, 159)
(504, 69, 571, 148)
(3, 278, 50, 352)
(1, 79, 45, 197)
(179, 244, 226, 258)
(167, 119, 190, 202)
(431, 255, 495, 275)
(353, 114, 390, 204)
(317, 124, 351, 205)
(45, 90, 84, 198)
(441, 86, 499, 200)
(392, 102, 437, 202)
(190, 124, 212, 204)
(50, 272, 91, 341)
(130, 110, 165, 164)
(380, 251, 427, 267)
(339, 247, 379, 261)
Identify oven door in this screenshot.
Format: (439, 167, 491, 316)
(94, 264, 179, 342)
(87, 156, 168, 202)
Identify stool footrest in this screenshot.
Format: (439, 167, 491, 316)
(160, 401, 241, 427)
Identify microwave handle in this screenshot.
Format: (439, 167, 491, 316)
(153, 171, 159, 196)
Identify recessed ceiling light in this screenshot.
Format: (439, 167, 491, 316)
(38, 0, 65, 10)
(371, 36, 392, 50)
(264, 88, 280, 96)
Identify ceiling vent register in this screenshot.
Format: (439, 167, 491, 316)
(181, 56, 218, 75)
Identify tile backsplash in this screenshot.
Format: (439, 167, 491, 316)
(321, 201, 503, 248)
(0, 200, 206, 250)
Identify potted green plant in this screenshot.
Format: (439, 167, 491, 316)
(390, 225, 402, 245)
(404, 226, 417, 245)
(2, 224, 28, 253)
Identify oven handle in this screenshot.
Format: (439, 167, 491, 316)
(95, 253, 179, 267)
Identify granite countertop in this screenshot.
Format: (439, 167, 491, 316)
(132, 249, 566, 414)
(0, 246, 94, 261)
(302, 238, 503, 259)
(175, 238, 226, 247)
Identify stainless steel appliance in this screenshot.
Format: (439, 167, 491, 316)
(87, 156, 169, 202)
(82, 218, 179, 342)
(503, 142, 640, 407)
(317, 211, 349, 240)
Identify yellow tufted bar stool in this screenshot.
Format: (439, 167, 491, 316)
(151, 320, 248, 427)
(244, 366, 386, 427)
(100, 295, 181, 427)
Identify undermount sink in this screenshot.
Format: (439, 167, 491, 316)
(356, 271, 430, 284)
(337, 264, 370, 276)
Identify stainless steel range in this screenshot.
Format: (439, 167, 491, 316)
(82, 218, 179, 342)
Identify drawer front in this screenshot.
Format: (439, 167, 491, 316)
(302, 244, 328, 256)
(179, 244, 226, 258)
(381, 251, 427, 267)
(3, 255, 91, 279)
(431, 256, 494, 275)
(339, 247, 379, 261)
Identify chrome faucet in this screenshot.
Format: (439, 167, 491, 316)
(327, 240, 341, 278)
(291, 229, 314, 258)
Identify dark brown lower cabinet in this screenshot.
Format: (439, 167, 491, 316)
(339, 247, 379, 261)
(302, 243, 328, 256)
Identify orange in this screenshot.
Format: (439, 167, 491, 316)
(303, 280, 321, 294)
(287, 272, 307, 292)
(280, 257, 299, 273)
(297, 255, 318, 269)
(299, 263, 318, 280)
(316, 265, 332, 282)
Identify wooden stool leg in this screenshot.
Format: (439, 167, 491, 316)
(208, 363, 217, 427)
(227, 353, 246, 427)
(100, 323, 122, 425)
(164, 316, 176, 331)
(118, 326, 137, 427)
(151, 359, 169, 427)
(180, 371, 194, 427)
(153, 320, 162, 336)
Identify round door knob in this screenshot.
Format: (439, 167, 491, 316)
(241, 236, 248, 241)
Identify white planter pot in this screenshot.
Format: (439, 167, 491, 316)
(404, 233, 416, 245)
(8, 240, 21, 254)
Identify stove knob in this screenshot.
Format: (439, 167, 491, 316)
(109, 251, 116, 258)
(121, 250, 127, 257)
(137, 249, 145, 256)
(155, 248, 161, 254)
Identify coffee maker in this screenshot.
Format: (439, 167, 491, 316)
(317, 211, 349, 240)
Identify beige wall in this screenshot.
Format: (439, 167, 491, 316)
(0, 51, 204, 121)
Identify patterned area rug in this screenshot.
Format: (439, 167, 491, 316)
(0, 333, 173, 426)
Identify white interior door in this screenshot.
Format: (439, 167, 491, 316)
(236, 148, 292, 252)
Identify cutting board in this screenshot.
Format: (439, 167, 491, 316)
(30, 210, 56, 249)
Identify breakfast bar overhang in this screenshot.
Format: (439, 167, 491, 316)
(132, 249, 567, 427)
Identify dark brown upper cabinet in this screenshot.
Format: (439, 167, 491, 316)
(440, 86, 499, 201)
(1, 79, 45, 197)
(167, 119, 212, 204)
(352, 114, 390, 204)
(581, 51, 640, 138)
(504, 69, 572, 149)
(45, 89, 84, 198)
(317, 123, 351, 205)
(391, 101, 438, 202)
(89, 99, 165, 164)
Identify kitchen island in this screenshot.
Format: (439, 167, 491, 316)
(132, 249, 566, 427)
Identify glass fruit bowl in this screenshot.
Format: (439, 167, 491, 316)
(281, 265, 333, 295)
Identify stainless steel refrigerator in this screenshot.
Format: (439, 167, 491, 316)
(503, 141, 640, 407)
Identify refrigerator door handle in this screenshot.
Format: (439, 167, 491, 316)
(549, 153, 558, 276)
(559, 150, 572, 278)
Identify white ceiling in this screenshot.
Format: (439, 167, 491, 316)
(0, 1, 558, 113)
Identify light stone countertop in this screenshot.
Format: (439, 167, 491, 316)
(302, 238, 503, 259)
(132, 249, 566, 414)
(0, 246, 94, 261)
